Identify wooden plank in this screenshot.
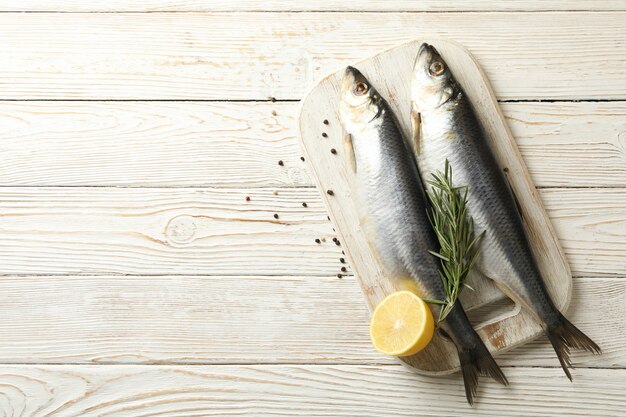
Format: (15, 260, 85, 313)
(0, 187, 341, 276)
(0, 101, 624, 188)
(0, 364, 623, 416)
(0, 276, 617, 368)
(545, 188, 626, 278)
(0, 13, 624, 99)
(0, 101, 312, 187)
(299, 38, 571, 373)
(0, 275, 367, 364)
(0, 187, 621, 277)
(503, 101, 626, 188)
(1, 1, 625, 12)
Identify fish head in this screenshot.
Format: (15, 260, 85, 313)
(339, 66, 383, 133)
(411, 43, 459, 111)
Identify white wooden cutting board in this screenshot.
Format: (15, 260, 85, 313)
(298, 38, 572, 374)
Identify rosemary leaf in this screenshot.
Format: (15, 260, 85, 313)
(424, 159, 483, 324)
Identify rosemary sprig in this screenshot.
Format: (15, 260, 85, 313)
(422, 160, 484, 323)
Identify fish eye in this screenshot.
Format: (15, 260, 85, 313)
(429, 61, 445, 76)
(354, 82, 369, 96)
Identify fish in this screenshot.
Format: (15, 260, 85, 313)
(339, 66, 508, 404)
(409, 43, 601, 380)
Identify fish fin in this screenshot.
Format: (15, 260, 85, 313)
(409, 105, 421, 157)
(444, 304, 508, 404)
(503, 172, 524, 220)
(546, 312, 601, 381)
(479, 268, 528, 310)
(342, 131, 357, 173)
(458, 341, 509, 405)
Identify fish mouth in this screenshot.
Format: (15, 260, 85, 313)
(344, 66, 368, 84)
(417, 42, 436, 60)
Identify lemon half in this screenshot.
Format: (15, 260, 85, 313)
(369, 291, 435, 357)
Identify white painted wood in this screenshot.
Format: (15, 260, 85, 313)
(0, 187, 341, 276)
(502, 102, 626, 188)
(0, 102, 312, 187)
(0, 365, 623, 416)
(1, 1, 624, 12)
(544, 188, 626, 278)
(299, 38, 571, 373)
(0, 13, 624, 99)
(0, 101, 624, 187)
(0, 187, 620, 277)
(0, 276, 617, 368)
(0, 5, 619, 414)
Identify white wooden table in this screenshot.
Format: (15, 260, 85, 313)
(0, 2, 623, 415)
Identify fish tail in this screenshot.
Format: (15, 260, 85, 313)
(457, 341, 509, 405)
(546, 313, 601, 381)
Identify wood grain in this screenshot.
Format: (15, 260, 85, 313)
(0, 101, 625, 187)
(0, 364, 623, 416)
(0, 5, 619, 415)
(0, 187, 620, 277)
(1, 1, 624, 12)
(0, 187, 340, 276)
(0, 13, 624, 99)
(0, 101, 312, 187)
(503, 102, 626, 187)
(545, 188, 626, 278)
(0, 276, 618, 368)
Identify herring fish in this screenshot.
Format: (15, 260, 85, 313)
(339, 66, 507, 404)
(410, 43, 601, 379)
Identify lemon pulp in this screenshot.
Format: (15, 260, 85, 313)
(369, 291, 435, 357)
